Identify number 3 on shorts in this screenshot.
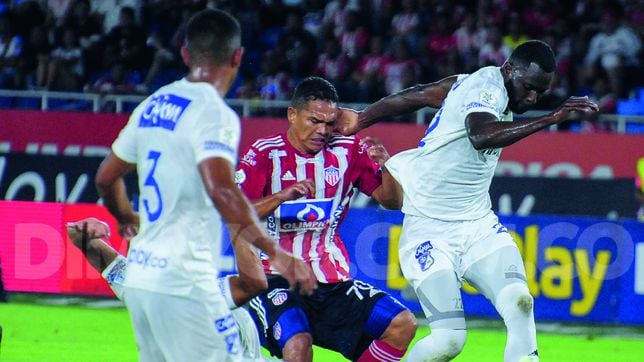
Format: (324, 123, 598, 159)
(143, 150, 163, 222)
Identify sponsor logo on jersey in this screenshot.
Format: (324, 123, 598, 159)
(128, 248, 168, 269)
(277, 198, 334, 231)
(273, 322, 282, 340)
(139, 93, 191, 131)
(281, 170, 296, 181)
(271, 292, 288, 306)
(215, 314, 236, 332)
(241, 149, 257, 166)
(415, 241, 434, 272)
(324, 166, 340, 186)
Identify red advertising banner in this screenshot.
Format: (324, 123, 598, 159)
(1, 110, 642, 178)
(0, 200, 128, 296)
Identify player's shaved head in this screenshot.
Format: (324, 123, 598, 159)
(508, 40, 555, 73)
(185, 9, 241, 65)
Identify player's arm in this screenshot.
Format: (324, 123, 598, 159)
(199, 158, 317, 295)
(95, 152, 140, 239)
(465, 96, 599, 150)
(250, 180, 315, 219)
(372, 168, 403, 210)
(336, 75, 458, 135)
(66, 218, 119, 273)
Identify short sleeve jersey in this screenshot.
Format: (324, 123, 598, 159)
(236, 134, 381, 283)
(111, 78, 241, 296)
(386, 66, 513, 221)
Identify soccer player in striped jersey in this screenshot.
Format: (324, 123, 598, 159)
(238, 77, 416, 362)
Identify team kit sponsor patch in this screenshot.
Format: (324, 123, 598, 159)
(276, 198, 334, 231)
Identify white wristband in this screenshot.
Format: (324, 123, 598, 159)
(217, 275, 238, 309)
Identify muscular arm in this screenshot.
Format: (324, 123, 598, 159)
(349, 76, 458, 133)
(371, 168, 403, 210)
(465, 96, 599, 150)
(95, 153, 139, 236)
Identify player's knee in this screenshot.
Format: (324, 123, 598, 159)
(424, 329, 466, 359)
(496, 283, 534, 318)
(381, 310, 418, 348)
(283, 332, 313, 362)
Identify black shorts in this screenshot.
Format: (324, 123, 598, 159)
(247, 275, 406, 360)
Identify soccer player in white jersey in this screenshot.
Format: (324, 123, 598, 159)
(336, 40, 599, 361)
(238, 77, 416, 362)
(66, 218, 268, 361)
(94, 9, 316, 362)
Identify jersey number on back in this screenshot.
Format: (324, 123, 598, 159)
(143, 150, 163, 222)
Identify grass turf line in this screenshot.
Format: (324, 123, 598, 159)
(0, 302, 642, 361)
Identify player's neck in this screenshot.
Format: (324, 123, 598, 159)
(186, 65, 233, 96)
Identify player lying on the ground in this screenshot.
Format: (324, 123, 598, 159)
(66, 217, 272, 362)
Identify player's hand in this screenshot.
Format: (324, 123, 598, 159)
(335, 107, 361, 135)
(270, 249, 317, 295)
(66, 217, 111, 244)
(362, 136, 390, 167)
(277, 179, 315, 201)
(118, 213, 140, 240)
(551, 96, 599, 123)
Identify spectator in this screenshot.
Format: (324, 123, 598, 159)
(85, 61, 140, 112)
(315, 36, 350, 86)
(382, 38, 420, 95)
(453, 13, 484, 73)
(141, 31, 177, 93)
(479, 26, 512, 67)
(19, 25, 51, 89)
(579, 75, 617, 132)
(277, 10, 318, 78)
(422, 16, 457, 80)
(583, 9, 642, 98)
(0, 12, 23, 89)
(42, 27, 83, 91)
(99, 6, 148, 74)
(339, 10, 369, 63)
(502, 13, 529, 50)
(390, 0, 420, 49)
(351, 35, 391, 102)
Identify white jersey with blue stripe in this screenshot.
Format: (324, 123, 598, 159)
(111, 78, 241, 296)
(386, 66, 513, 221)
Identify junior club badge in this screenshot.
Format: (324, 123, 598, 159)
(324, 166, 340, 186)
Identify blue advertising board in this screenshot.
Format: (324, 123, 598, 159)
(221, 209, 644, 325)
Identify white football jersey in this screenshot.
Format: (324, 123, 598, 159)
(386, 66, 513, 221)
(111, 78, 241, 296)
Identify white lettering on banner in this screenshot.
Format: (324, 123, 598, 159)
(0, 156, 91, 202)
(636, 243, 644, 295)
(0, 141, 10, 153)
(496, 161, 614, 179)
(14, 223, 63, 279)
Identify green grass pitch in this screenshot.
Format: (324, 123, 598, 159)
(0, 301, 642, 361)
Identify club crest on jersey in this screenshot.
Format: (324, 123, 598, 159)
(415, 241, 434, 272)
(139, 93, 191, 131)
(277, 198, 333, 231)
(273, 322, 282, 340)
(271, 292, 288, 306)
(324, 166, 340, 186)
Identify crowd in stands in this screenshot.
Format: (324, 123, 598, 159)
(0, 0, 642, 124)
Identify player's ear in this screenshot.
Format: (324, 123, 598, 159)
(287, 107, 297, 124)
(180, 45, 190, 67)
(231, 47, 244, 68)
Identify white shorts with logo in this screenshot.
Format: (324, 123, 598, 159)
(122, 286, 243, 362)
(398, 211, 517, 289)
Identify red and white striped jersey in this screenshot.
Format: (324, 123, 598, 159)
(236, 133, 382, 283)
